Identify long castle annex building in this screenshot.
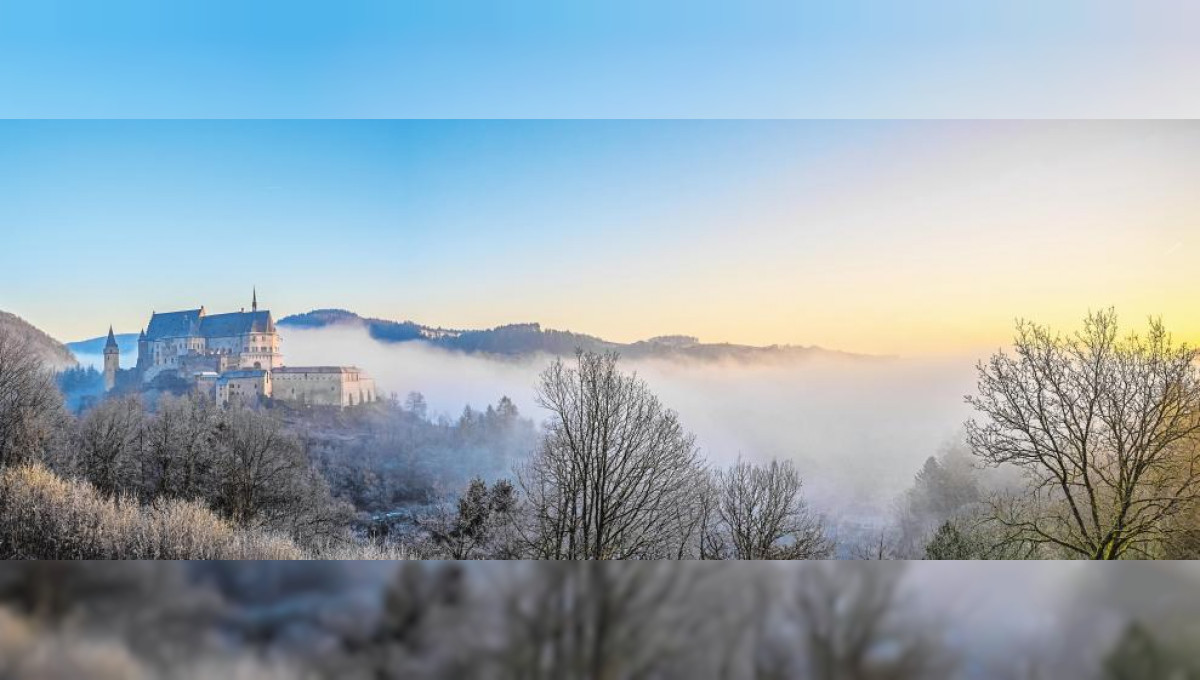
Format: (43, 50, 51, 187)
(103, 291, 375, 407)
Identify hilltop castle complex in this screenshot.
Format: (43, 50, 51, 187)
(103, 291, 376, 407)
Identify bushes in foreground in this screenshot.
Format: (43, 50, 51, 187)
(0, 463, 405, 560)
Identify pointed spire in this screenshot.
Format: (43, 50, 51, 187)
(252, 287, 258, 312)
(105, 325, 118, 350)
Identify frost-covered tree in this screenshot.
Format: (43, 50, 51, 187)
(708, 457, 832, 559)
(967, 310, 1200, 559)
(520, 351, 707, 559)
(74, 395, 145, 497)
(0, 329, 65, 468)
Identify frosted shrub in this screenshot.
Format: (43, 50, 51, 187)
(0, 463, 408, 560)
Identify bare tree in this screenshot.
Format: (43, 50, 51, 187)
(519, 351, 707, 559)
(778, 562, 956, 680)
(848, 529, 901, 561)
(74, 395, 145, 497)
(210, 408, 348, 543)
(139, 393, 217, 502)
(0, 329, 65, 468)
(711, 457, 832, 559)
(211, 407, 302, 528)
(1162, 500, 1200, 558)
(966, 310, 1200, 559)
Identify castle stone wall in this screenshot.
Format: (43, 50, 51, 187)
(272, 367, 376, 407)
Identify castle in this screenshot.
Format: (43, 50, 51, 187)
(103, 291, 376, 408)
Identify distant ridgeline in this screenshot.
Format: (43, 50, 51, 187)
(278, 309, 878, 363)
(0, 310, 77, 370)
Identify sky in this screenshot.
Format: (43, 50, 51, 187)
(1, 120, 1197, 356)
(0, 1, 1198, 118)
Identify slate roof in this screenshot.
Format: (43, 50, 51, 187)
(145, 309, 203, 340)
(144, 308, 274, 340)
(199, 311, 275, 338)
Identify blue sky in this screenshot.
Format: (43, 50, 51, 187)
(2, 120, 1198, 355)
(1, 1, 1197, 117)
(0, 120, 881, 335)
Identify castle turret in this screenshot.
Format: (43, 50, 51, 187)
(252, 287, 257, 312)
(103, 326, 119, 392)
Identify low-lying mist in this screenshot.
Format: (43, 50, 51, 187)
(282, 325, 981, 519)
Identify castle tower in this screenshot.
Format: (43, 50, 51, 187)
(103, 326, 119, 392)
(252, 287, 258, 312)
(135, 328, 148, 373)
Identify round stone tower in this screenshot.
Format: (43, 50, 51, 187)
(103, 325, 119, 392)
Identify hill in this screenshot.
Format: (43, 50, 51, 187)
(278, 309, 879, 363)
(67, 332, 140, 358)
(0, 310, 78, 370)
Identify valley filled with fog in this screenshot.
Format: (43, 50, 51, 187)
(281, 325, 980, 528)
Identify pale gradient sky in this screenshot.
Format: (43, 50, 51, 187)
(1, 120, 1197, 356)
(1, 1, 1198, 118)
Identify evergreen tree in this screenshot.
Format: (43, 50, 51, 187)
(924, 520, 982, 560)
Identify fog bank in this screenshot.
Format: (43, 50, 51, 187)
(282, 326, 981, 516)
